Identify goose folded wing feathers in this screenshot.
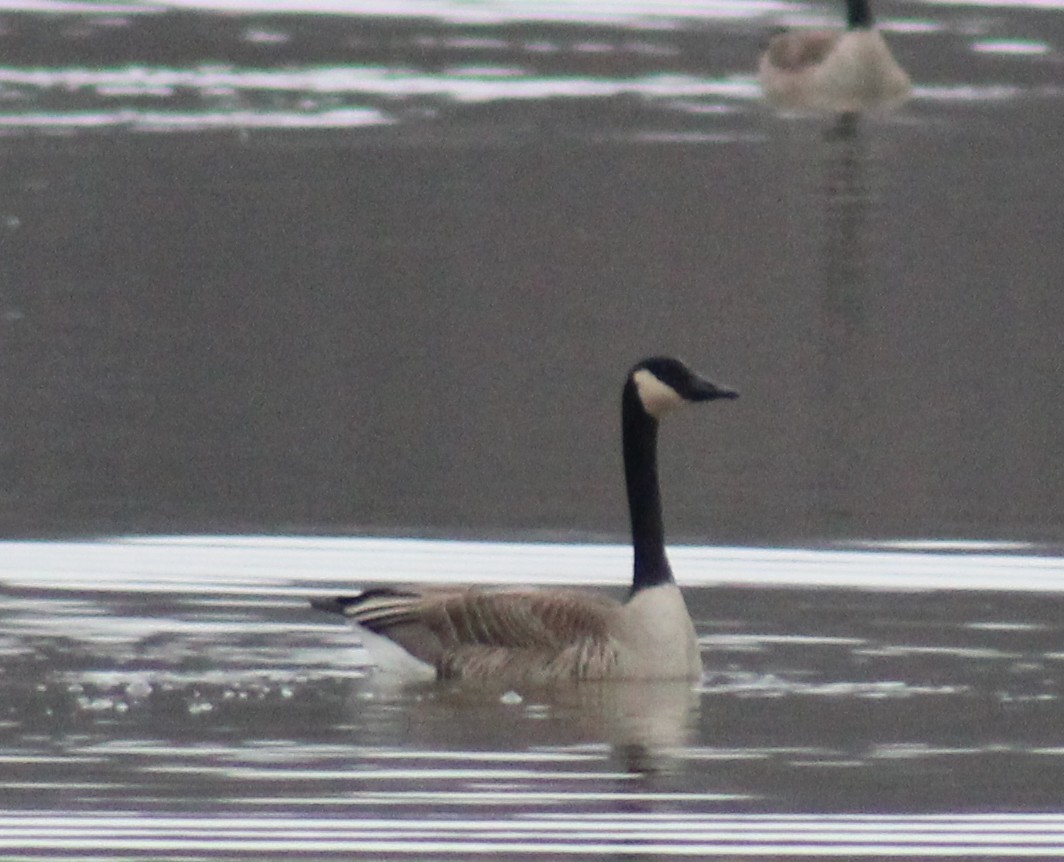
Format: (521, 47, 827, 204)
(766, 30, 839, 71)
(334, 587, 619, 668)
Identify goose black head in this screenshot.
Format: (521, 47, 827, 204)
(628, 356, 739, 420)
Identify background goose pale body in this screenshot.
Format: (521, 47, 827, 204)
(758, 0, 911, 112)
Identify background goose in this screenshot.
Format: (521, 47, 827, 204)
(312, 356, 738, 684)
(758, 0, 911, 113)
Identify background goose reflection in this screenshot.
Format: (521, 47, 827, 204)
(817, 113, 873, 535)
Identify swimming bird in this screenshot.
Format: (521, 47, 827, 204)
(758, 0, 911, 113)
(311, 356, 738, 684)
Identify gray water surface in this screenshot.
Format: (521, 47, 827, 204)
(0, 0, 1061, 542)
(5, 538, 1064, 858)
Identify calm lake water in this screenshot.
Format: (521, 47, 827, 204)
(5, 537, 1064, 858)
(2, 0, 1064, 857)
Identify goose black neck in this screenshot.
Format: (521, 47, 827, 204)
(622, 380, 673, 594)
(846, 0, 873, 28)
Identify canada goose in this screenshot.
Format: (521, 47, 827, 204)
(758, 0, 911, 113)
(312, 356, 738, 683)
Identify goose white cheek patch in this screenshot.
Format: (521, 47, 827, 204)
(633, 369, 684, 418)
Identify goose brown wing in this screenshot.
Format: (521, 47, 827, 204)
(321, 586, 619, 668)
(425, 588, 617, 650)
(766, 30, 840, 70)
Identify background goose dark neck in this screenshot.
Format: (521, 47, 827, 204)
(622, 377, 672, 594)
(847, 0, 873, 29)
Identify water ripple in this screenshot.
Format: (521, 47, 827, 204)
(4, 812, 1064, 857)
(2, 535, 1063, 593)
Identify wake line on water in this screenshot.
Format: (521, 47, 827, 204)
(5, 813, 1064, 857)
(0, 535, 1062, 594)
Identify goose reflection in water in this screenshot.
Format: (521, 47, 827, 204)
(349, 676, 699, 775)
(758, 0, 910, 114)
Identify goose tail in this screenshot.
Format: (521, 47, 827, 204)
(311, 588, 438, 680)
(310, 587, 422, 630)
(309, 595, 352, 615)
